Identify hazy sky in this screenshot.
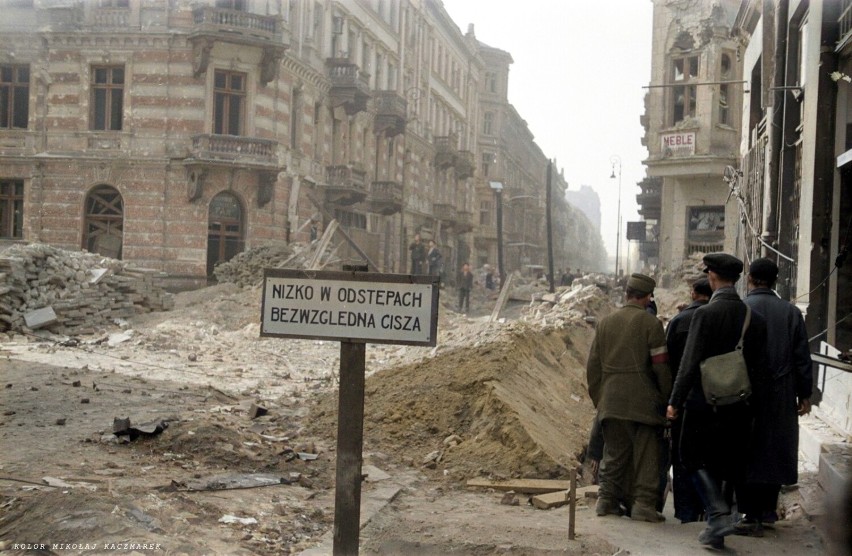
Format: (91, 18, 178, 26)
(442, 0, 654, 264)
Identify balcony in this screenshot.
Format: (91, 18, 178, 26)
(189, 7, 288, 83)
(369, 181, 403, 215)
(434, 135, 457, 169)
(432, 202, 457, 222)
(327, 58, 371, 115)
(373, 91, 407, 137)
(840, 0, 852, 51)
(454, 210, 474, 233)
(89, 8, 129, 28)
(188, 134, 279, 170)
(324, 165, 368, 206)
(455, 150, 475, 180)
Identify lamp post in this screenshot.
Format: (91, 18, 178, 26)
(610, 155, 623, 277)
(489, 180, 505, 287)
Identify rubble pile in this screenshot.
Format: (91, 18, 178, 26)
(522, 281, 613, 328)
(212, 241, 341, 287)
(0, 243, 173, 335)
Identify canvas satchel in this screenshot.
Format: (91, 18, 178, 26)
(699, 305, 752, 406)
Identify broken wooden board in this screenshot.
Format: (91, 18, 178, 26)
(489, 273, 514, 322)
(531, 489, 569, 509)
(466, 477, 572, 494)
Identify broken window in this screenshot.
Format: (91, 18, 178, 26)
(83, 185, 124, 258)
(670, 55, 698, 124)
(91, 66, 124, 131)
(0, 180, 23, 239)
(214, 70, 246, 136)
(207, 192, 244, 277)
(0, 64, 29, 129)
(718, 83, 730, 126)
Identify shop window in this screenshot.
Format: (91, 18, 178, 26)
(686, 206, 725, 255)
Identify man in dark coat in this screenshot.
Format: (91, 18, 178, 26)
(587, 273, 671, 523)
(667, 253, 768, 549)
(427, 240, 443, 277)
(665, 278, 712, 523)
(737, 258, 813, 534)
(409, 234, 426, 274)
(457, 262, 473, 313)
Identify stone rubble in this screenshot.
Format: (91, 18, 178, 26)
(0, 243, 173, 336)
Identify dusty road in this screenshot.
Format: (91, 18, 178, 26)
(0, 276, 834, 555)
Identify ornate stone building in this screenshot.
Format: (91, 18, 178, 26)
(0, 0, 604, 287)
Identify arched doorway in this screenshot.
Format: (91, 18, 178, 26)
(207, 191, 245, 277)
(83, 184, 124, 259)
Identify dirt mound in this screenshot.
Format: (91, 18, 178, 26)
(307, 318, 598, 483)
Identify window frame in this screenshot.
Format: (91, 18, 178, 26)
(669, 54, 699, 125)
(0, 64, 30, 130)
(213, 69, 247, 136)
(0, 180, 24, 239)
(90, 65, 125, 131)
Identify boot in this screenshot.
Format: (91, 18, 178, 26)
(692, 470, 735, 545)
(595, 496, 624, 517)
(630, 502, 665, 522)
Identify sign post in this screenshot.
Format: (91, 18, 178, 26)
(261, 268, 439, 555)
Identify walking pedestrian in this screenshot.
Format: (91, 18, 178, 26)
(457, 262, 473, 314)
(736, 258, 813, 536)
(587, 273, 671, 522)
(665, 278, 712, 523)
(667, 253, 769, 549)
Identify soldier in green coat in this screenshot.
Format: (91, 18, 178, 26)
(587, 273, 672, 522)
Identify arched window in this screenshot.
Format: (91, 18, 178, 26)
(83, 184, 123, 259)
(207, 191, 244, 277)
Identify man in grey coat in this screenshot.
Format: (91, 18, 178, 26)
(736, 257, 813, 535)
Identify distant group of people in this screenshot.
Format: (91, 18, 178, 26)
(586, 252, 813, 549)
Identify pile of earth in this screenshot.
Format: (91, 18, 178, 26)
(306, 300, 609, 484)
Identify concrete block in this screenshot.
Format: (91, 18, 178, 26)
(23, 306, 57, 329)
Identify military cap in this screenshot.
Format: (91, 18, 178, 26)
(626, 273, 656, 295)
(702, 253, 743, 278)
(748, 257, 779, 283)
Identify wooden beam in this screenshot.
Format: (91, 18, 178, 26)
(306, 192, 380, 272)
(307, 220, 339, 270)
(466, 477, 571, 494)
(489, 273, 513, 322)
(531, 490, 569, 510)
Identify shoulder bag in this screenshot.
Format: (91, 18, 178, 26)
(699, 305, 752, 406)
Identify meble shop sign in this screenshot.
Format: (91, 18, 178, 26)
(261, 268, 439, 346)
(661, 131, 695, 156)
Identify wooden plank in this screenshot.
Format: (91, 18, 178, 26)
(306, 192, 380, 272)
(306, 220, 339, 270)
(489, 273, 513, 322)
(466, 477, 572, 494)
(531, 489, 569, 510)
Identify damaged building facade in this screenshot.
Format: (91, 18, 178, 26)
(0, 0, 604, 289)
(641, 0, 850, 445)
(641, 0, 743, 273)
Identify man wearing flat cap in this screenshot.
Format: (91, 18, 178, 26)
(735, 258, 813, 535)
(667, 253, 769, 548)
(587, 273, 672, 523)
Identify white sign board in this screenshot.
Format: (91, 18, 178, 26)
(261, 269, 439, 346)
(661, 131, 695, 156)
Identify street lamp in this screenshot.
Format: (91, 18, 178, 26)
(610, 155, 623, 277)
(489, 180, 505, 287)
